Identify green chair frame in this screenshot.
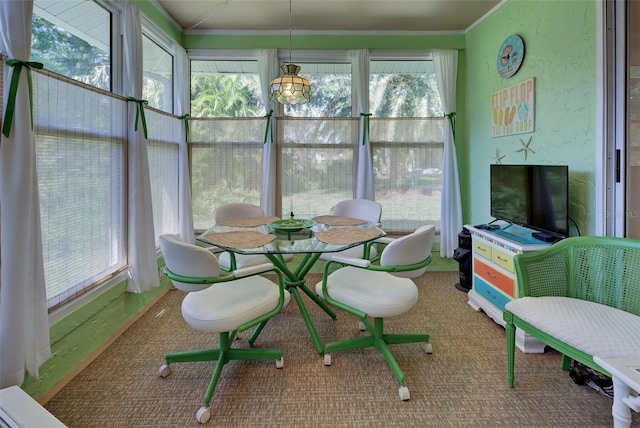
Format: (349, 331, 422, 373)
(503, 235, 640, 388)
(160, 264, 287, 423)
(319, 237, 433, 399)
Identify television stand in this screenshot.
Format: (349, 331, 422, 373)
(464, 225, 552, 353)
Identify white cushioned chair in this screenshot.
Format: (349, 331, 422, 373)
(158, 234, 291, 424)
(315, 224, 435, 400)
(213, 202, 292, 270)
(319, 199, 383, 261)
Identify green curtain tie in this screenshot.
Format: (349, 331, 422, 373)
(2, 59, 44, 138)
(263, 109, 274, 144)
(444, 111, 456, 142)
(178, 113, 190, 143)
(127, 97, 149, 139)
(360, 113, 372, 145)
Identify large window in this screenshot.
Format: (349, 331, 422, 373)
(31, 0, 111, 91)
(283, 63, 351, 118)
(142, 34, 174, 112)
(188, 55, 444, 233)
(28, 2, 183, 309)
(190, 118, 264, 230)
(34, 72, 127, 310)
(147, 110, 181, 245)
(278, 117, 357, 219)
(370, 60, 444, 232)
(190, 60, 264, 118)
(29, 1, 125, 310)
(280, 62, 353, 218)
(190, 60, 264, 229)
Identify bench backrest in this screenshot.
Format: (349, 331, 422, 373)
(514, 236, 640, 316)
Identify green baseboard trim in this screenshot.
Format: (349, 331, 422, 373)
(22, 264, 171, 404)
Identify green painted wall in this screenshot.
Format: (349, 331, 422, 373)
(133, 0, 183, 44)
(462, 0, 597, 235)
(183, 33, 465, 51)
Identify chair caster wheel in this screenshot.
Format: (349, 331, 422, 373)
(323, 354, 332, 366)
(196, 406, 211, 424)
(275, 357, 284, 369)
(399, 386, 410, 401)
(358, 321, 366, 331)
(158, 364, 171, 378)
(422, 342, 433, 354)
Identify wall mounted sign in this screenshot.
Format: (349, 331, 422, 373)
(491, 77, 534, 137)
(497, 34, 525, 78)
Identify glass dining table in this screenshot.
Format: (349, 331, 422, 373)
(197, 215, 386, 355)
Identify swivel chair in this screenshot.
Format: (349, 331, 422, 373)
(158, 234, 290, 423)
(213, 203, 292, 270)
(315, 225, 435, 400)
(319, 199, 383, 260)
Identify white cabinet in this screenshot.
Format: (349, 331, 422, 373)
(465, 225, 550, 353)
(0, 386, 67, 427)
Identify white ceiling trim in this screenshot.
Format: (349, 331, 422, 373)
(184, 29, 466, 36)
(464, 0, 508, 33)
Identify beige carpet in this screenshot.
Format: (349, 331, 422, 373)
(45, 271, 637, 427)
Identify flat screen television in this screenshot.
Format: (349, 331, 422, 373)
(490, 164, 569, 239)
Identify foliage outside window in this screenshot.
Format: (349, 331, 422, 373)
(31, 1, 110, 91)
(189, 61, 264, 229)
(142, 34, 174, 112)
(283, 63, 351, 118)
(280, 63, 353, 218)
(190, 60, 264, 118)
(370, 60, 444, 231)
(188, 58, 444, 232)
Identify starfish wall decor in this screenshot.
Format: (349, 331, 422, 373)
(516, 136, 535, 160)
(493, 148, 506, 164)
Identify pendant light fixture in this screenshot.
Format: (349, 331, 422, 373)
(268, 0, 311, 105)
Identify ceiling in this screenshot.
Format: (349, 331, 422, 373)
(154, 0, 504, 33)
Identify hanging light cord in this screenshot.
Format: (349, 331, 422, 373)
(288, 0, 292, 66)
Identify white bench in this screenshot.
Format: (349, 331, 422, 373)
(503, 236, 640, 391)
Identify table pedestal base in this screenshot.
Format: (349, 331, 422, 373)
(250, 252, 336, 355)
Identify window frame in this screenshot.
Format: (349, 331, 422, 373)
(187, 49, 444, 233)
(141, 14, 177, 113)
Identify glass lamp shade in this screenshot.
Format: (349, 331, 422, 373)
(269, 63, 311, 105)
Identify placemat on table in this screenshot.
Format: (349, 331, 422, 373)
(312, 215, 367, 226)
(203, 231, 275, 249)
(219, 216, 280, 227)
(314, 227, 381, 245)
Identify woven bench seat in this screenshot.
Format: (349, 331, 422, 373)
(506, 296, 640, 359)
(503, 236, 640, 390)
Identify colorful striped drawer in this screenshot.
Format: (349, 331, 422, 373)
(473, 276, 511, 311)
(473, 239, 492, 260)
(491, 249, 515, 273)
(474, 258, 515, 298)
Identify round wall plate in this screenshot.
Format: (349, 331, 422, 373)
(497, 34, 525, 78)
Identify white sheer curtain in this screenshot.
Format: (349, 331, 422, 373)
(175, 45, 195, 243)
(257, 49, 279, 216)
(351, 49, 375, 200)
(123, 0, 159, 292)
(433, 50, 462, 258)
(0, 0, 51, 388)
